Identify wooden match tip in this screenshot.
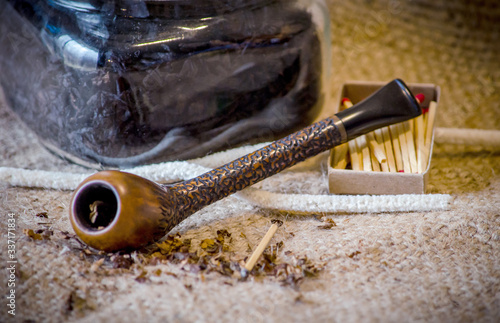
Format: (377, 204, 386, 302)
(415, 93, 425, 104)
(271, 219, 284, 227)
(341, 97, 352, 104)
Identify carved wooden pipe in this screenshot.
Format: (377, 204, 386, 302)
(70, 79, 421, 251)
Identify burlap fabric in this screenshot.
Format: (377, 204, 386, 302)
(1, 0, 499, 322)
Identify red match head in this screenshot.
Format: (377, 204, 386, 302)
(415, 93, 425, 104)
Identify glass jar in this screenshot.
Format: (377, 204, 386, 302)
(0, 0, 331, 168)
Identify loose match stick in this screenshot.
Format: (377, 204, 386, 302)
(244, 220, 283, 272)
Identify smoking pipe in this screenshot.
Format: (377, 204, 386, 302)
(70, 79, 421, 251)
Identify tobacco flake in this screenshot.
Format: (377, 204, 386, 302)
(23, 228, 51, 240)
(89, 201, 105, 224)
(347, 251, 361, 258)
(157, 234, 190, 255)
(111, 255, 134, 269)
(90, 258, 105, 272)
(36, 212, 48, 218)
(136, 229, 324, 288)
(318, 218, 337, 230)
(200, 239, 216, 251)
(135, 270, 149, 283)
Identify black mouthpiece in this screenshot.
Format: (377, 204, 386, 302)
(336, 79, 422, 141)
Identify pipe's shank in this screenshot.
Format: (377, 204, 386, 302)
(170, 116, 346, 216)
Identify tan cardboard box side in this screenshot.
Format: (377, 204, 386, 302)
(328, 82, 440, 195)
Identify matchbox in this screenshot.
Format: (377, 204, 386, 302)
(328, 81, 440, 195)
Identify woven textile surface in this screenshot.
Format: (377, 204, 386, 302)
(1, 0, 499, 322)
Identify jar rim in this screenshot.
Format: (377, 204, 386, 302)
(49, 0, 281, 19)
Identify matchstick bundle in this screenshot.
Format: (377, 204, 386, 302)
(332, 96, 437, 174)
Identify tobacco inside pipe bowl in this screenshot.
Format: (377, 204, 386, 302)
(70, 79, 421, 251)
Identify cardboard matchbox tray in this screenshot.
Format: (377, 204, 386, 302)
(328, 81, 440, 195)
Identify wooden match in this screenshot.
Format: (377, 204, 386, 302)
(342, 98, 364, 171)
(366, 131, 387, 166)
(349, 139, 362, 171)
(381, 127, 397, 172)
(415, 115, 426, 173)
(370, 149, 381, 171)
(343, 97, 386, 171)
(423, 101, 438, 171)
(332, 142, 349, 169)
(373, 129, 389, 172)
(333, 93, 429, 174)
(389, 124, 404, 172)
(396, 123, 411, 173)
(244, 220, 283, 272)
(326, 83, 439, 196)
(413, 93, 426, 173)
(403, 121, 418, 173)
(357, 135, 372, 171)
(342, 97, 353, 109)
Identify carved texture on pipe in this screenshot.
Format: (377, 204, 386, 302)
(160, 117, 344, 228)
